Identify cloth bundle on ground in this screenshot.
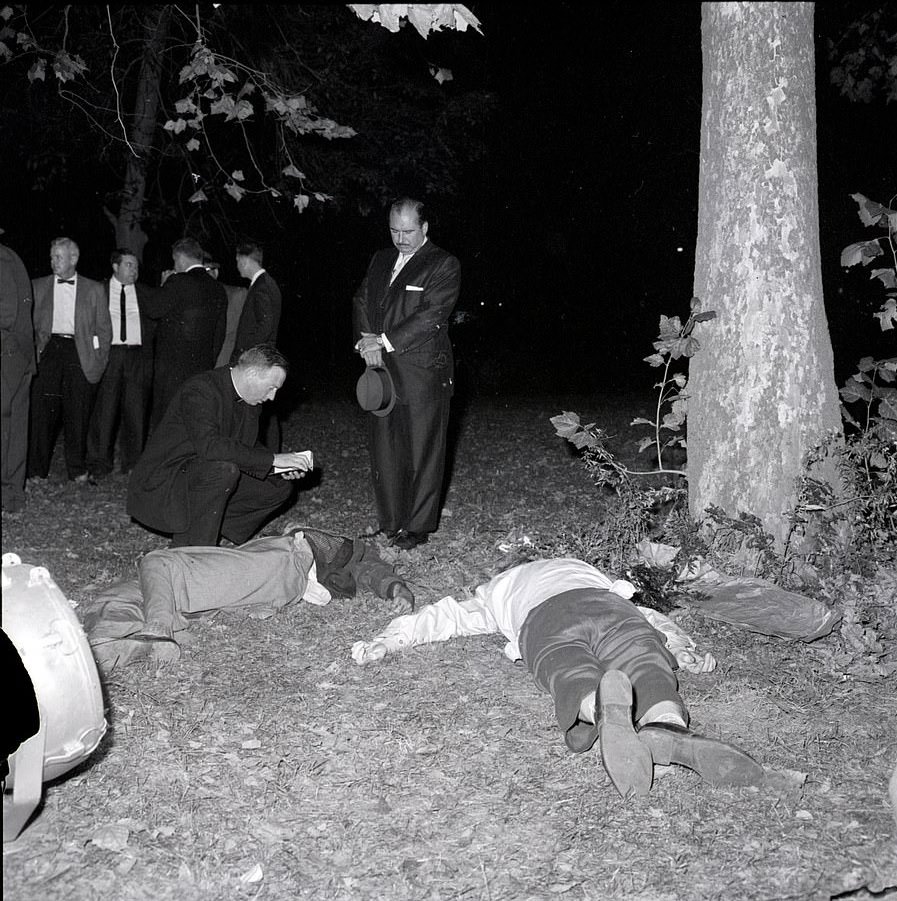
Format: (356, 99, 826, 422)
(84, 529, 409, 673)
(637, 540, 842, 642)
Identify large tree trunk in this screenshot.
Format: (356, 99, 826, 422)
(107, 6, 172, 261)
(689, 2, 841, 548)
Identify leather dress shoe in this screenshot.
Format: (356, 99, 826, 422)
(392, 530, 429, 550)
(637, 722, 764, 787)
(386, 581, 415, 613)
(597, 670, 653, 799)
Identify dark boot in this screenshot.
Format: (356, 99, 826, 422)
(637, 722, 764, 787)
(598, 670, 654, 799)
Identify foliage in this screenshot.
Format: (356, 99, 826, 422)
(348, 4, 482, 38)
(0, 4, 491, 239)
(838, 192, 897, 440)
(551, 299, 716, 489)
(827, 5, 897, 104)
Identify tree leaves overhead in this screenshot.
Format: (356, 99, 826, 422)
(0, 3, 493, 242)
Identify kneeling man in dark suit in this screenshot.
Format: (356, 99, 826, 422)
(127, 345, 312, 547)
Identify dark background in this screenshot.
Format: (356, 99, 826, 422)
(2, 2, 892, 402)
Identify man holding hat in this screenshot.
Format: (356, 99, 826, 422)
(352, 197, 460, 550)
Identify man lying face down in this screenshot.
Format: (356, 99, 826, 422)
(353, 556, 764, 799)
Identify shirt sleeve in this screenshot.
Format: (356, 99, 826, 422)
(352, 594, 498, 665)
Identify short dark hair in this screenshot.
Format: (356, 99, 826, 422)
(237, 344, 289, 374)
(110, 247, 137, 267)
(172, 237, 204, 261)
(236, 241, 264, 265)
(389, 197, 427, 226)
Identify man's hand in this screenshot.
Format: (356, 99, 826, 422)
(356, 332, 384, 368)
(273, 450, 314, 479)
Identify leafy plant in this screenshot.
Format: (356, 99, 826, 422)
(548, 300, 718, 581)
(839, 192, 897, 440)
(551, 298, 716, 489)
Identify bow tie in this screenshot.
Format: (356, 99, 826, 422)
(57, 278, 75, 285)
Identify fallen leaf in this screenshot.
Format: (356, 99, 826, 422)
(239, 863, 264, 884)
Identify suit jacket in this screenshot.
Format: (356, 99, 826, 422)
(352, 240, 460, 404)
(144, 267, 227, 377)
(32, 273, 111, 383)
(127, 366, 274, 533)
(231, 271, 282, 362)
(0, 243, 35, 373)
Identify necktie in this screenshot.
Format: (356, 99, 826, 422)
(57, 278, 75, 285)
(119, 285, 127, 343)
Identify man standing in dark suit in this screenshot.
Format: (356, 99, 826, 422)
(352, 198, 461, 550)
(127, 345, 313, 547)
(1, 237, 35, 512)
(87, 248, 156, 480)
(232, 240, 283, 451)
(28, 237, 111, 482)
(147, 237, 226, 430)
(230, 241, 282, 362)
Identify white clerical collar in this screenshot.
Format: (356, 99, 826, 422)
(250, 268, 266, 286)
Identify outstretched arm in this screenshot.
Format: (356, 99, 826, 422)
(352, 594, 497, 665)
(637, 606, 717, 674)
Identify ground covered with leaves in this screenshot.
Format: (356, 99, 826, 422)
(3, 393, 896, 901)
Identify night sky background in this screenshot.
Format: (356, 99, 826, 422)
(2, 2, 893, 402)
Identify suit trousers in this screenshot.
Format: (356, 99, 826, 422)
(367, 394, 450, 535)
(170, 459, 295, 547)
(28, 336, 99, 480)
(1, 352, 32, 506)
(519, 588, 682, 754)
(87, 345, 151, 475)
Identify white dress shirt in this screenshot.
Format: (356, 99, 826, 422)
(51, 276, 77, 334)
(109, 277, 142, 346)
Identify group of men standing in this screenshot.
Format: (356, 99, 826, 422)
(0, 233, 281, 515)
(3, 196, 460, 554)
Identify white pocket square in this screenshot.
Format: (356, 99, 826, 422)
(405, 285, 424, 292)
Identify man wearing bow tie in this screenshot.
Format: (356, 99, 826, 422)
(352, 198, 461, 551)
(86, 248, 157, 480)
(28, 236, 111, 482)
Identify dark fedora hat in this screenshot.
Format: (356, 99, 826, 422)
(356, 365, 396, 417)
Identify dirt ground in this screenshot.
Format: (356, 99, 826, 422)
(3, 393, 896, 901)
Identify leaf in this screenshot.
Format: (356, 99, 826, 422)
(231, 169, 245, 181)
(294, 193, 310, 212)
(163, 118, 187, 134)
(637, 436, 654, 453)
(188, 189, 207, 203)
(643, 353, 665, 367)
(224, 182, 245, 201)
(550, 411, 581, 439)
(841, 240, 883, 268)
(870, 268, 897, 289)
(90, 822, 130, 852)
(631, 417, 654, 427)
(430, 65, 453, 84)
(282, 164, 305, 179)
(874, 298, 897, 331)
(27, 58, 46, 82)
(693, 310, 717, 322)
(186, 138, 200, 152)
(840, 377, 872, 404)
(850, 192, 896, 228)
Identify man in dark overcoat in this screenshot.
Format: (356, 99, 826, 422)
(146, 237, 226, 430)
(127, 345, 313, 547)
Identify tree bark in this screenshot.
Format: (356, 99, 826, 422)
(110, 6, 173, 261)
(689, 2, 841, 548)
